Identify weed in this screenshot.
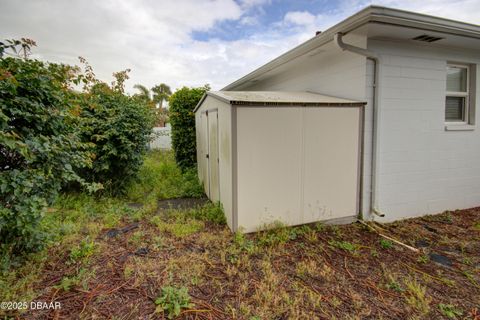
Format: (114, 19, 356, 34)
(128, 231, 144, 247)
(371, 249, 379, 258)
(314, 222, 325, 232)
(438, 303, 463, 319)
(462, 270, 480, 288)
(256, 222, 297, 247)
(155, 286, 194, 319)
(379, 239, 394, 249)
(69, 239, 95, 264)
(417, 254, 429, 264)
(296, 260, 318, 277)
(55, 268, 92, 291)
(233, 231, 257, 254)
(473, 221, 480, 230)
(151, 215, 204, 237)
(329, 240, 359, 253)
(123, 265, 134, 279)
(167, 202, 226, 224)
(403, 278, 432, 316)
(303, 228, 318, 243)
(152, 235, 164, 250)
(462, 257, 472, 265)
(386, 276, 404, 292)
(329, 225, 343, 237)
(443, 212, 453, 223)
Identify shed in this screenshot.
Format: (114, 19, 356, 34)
(194, 91, 366, 232)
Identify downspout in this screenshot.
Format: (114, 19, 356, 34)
(334, 33, 385, 218)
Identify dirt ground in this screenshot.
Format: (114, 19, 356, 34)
(14, 204, 480, 319)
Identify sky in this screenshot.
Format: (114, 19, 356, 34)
(1, 0, 479, 94)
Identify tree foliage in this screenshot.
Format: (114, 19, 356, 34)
(0, 56, 94, 265)
(78, 81, 155, 193)
(133, 83, 171, 127)
(168, 85, 209, 171)
(151, 83, 171, 109)
(0, 40, 154, 266)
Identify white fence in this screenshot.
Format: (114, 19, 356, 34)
(149, 126, 171, 150)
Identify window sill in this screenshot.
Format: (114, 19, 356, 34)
(445, 124, 475, 131)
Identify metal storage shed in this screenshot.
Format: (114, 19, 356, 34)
(194, 91, 366, 232)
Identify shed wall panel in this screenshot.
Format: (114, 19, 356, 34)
(236, 106, 361, 232)
(303, 107, 360, 223)
(236, 107, 303, 232)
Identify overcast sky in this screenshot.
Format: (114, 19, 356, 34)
(1, 0, 479, 94)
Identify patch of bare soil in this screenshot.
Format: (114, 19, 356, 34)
(19, 207, 480, 319)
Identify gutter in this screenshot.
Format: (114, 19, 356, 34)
(334, 33, 385, 219)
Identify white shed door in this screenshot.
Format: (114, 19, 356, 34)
(207, 110, 220, 202)
(201, 112, 210, 196)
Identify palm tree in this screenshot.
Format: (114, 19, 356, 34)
(151, 83, 171, 109)
(133, 83, 171, 127)
(133, 84, 151, 103)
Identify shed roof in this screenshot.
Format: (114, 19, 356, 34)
(195, 91, 365, 112)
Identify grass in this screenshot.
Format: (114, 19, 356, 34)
(1, 150, 479, 319)
(126, 151, 203, 203)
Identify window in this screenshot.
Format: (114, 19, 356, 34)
(445, 64, 469, 123)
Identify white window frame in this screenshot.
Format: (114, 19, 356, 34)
(445, 63, 470, 125)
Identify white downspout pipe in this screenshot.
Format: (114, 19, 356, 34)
(334, 33, 385, 218)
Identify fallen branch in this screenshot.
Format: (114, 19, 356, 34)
(358, 220, 419, 253)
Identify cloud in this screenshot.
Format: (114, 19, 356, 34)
(284, 11, 316, 26)
(0, 0, 478, 94)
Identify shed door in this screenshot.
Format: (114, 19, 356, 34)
(207, 110, 220, 202)
(201, 112, 210, 196)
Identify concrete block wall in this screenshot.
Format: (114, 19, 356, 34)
(370, 39, 480, 221)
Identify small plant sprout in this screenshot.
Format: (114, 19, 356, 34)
(386, 276, 403, 292)
(155, 286, 194, 319)
(379, 239, 394, 249)
(417, 254, 429, 264)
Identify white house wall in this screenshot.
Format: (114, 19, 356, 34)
(237, 34, 367, 101)
(195, 96, 233, 229)
(369, 39, 480, 221)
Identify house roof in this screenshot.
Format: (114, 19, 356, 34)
(194, 91, 366, 112)
(222, 5, 480, 91)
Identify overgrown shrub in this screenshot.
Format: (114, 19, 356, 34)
(0, 40, 153, 267)
(0, 56, 93, 266)
(78, 82, 155, 193)
(169, 85, 209, 171)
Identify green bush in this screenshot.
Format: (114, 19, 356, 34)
(169, 85, 209, 171)
(78, 83, 155, 193)
(0, 57, 93, 266)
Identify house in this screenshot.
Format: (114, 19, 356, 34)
(195, 6, 480, 232)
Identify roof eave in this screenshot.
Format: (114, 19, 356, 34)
(222, 5, 480, 91)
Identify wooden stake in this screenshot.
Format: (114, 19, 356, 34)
(358, 220, 420, 253)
